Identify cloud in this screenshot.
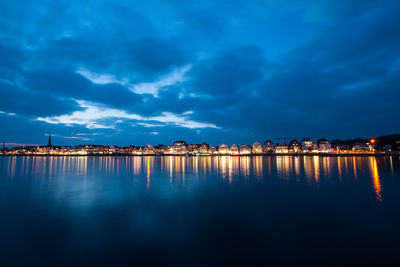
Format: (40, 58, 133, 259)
(76, 64, 192, 97)
(37, 100, 220, 130)
(130, 64, 192, 97)
(0, 110, 16, 116)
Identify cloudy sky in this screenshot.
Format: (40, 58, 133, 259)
(0, 0, 399, 146)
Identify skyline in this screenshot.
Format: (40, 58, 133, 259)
(1, 0, 400, 146)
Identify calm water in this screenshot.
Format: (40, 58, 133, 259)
(1, 156, 400, 266)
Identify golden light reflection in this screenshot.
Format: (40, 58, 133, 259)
(3, 155, 393, 196)
(352, 157, 357, 181)
(321, 157, 331, 178)
(313, 156, 320, 184)
(277, 156, 291, 179)
(146, 156, 150, 190)
(304, 157, 313, 185)
(370, 157, 382, 202)
(253, 156, 263, 179)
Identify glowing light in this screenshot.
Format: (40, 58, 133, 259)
(371, 157, 382, 202)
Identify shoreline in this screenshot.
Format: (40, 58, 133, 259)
(0, 153, 397, 157)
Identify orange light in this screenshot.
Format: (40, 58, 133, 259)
(371, 139, 375, 143)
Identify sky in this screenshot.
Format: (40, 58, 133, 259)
(0, 0, 399, 146)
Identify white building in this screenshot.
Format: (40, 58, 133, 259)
(318, 139, 332, 153)
(252, 142, 263, 154)
(239, 144, 251, 154)
(219, 144, 230, 154)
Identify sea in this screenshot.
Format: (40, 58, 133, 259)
(0, 155, 399, 266)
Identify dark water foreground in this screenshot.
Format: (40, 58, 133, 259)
(0, 156, 400, 266)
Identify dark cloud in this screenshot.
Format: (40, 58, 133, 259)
(0, 82, 81, 117)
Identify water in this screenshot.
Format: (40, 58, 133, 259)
(0, 156, 400, 266)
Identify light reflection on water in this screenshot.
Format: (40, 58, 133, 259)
(1, 155, 400, 266)
(1, 155, 397, 202)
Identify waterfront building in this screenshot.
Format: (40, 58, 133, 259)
(275, 143, 289, 153)
(288, 139, 301, 153)
(352, 142, 371, 152)
(318, 139, 332, 153)
(172, 140, 188, 154)
(263, 140, 274, 153)
(302, 138, 318, 152)
(187, 144, 200, 154)
(133, 147, 143, 155)
(218, 144, 230, 154)
(199, 142, 210, 154)
(239, 144, 251, 154)
(252, 142, 263, 154)
(230, 144, 239, 154)
(143, 145, 155, 154)
(209, 146, 218, 154)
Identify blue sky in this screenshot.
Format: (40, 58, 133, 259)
(0, 0, 399, 146)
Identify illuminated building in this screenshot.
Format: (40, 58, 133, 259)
(318, 139, 332, 153)
(252, 142, 262, 154)
(352, 142, 370, 152)
(301, 138, 318, 152)
(288, 139, 301, 153)
(143, 145, 155, 154)
(172, 140, 188, 154)
(218, 144, 230, 154)
(230, 144, 239, 154)
(263, 140, 274, 153)
(239, 144, 251, 154)
(275, 143, 288, 153)
(199, 142, 210, 154)
(209, 146, 218, 154)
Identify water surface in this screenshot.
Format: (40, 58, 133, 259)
(1, 156, 400, 266)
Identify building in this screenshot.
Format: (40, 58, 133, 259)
(288, 139, 301, 153)
(263, 140, 274, 153)
(239, 144, 251, 154)
(252, 142, 263, 154)
(302, 138, 318, 152)
(209, 146, 218, 154)
(143, 145, 155, 154)
(275, 143, 288, 153)
(230, 144, 239, 155)
(218, 144, 230, 154)
(171, 140, 188, 154)
(352, 142, 371, 152)
(318, 139, 332, 153)
(199, 142, 209, 154)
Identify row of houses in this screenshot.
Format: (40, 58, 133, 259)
(3, 138, 385, 156)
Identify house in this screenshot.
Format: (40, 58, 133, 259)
(252, 142, 263, 154)
(288, 139, 301, 153)
(218, 144, 230, 154)
(239, 144, 251, 154)
(209, 146, 218, 154)
(318, 139, 332, 153)
(275, 143, 288, 153)
(171, 140, 188, 154)
(143, 145, 155, 154)
(352, 142, 371, 152)
(230, 144, 239, 155)
(302, 138, 318, 152)
(263, 140, 274, 153)
(199, 142, 209, 154)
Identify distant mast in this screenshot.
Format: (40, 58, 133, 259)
(47, 134, 52, 147)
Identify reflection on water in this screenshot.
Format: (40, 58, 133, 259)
(1, 155, 397, 202)
(370, 157, 382, 202)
